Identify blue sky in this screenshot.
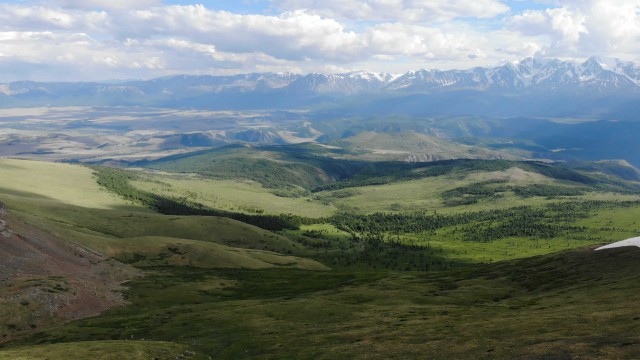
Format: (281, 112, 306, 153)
(163, 1, 555, 14)
(0, 0, 638, 81)
(164, 1, 272, 14)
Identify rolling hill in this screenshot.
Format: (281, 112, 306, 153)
(0, 158, 329, 344)
(4, 244, 640, 359)
(2, 151, 640, 359)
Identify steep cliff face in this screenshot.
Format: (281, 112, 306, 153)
(0, 202, 140, 341)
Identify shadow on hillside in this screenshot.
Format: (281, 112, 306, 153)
(0, 187, 55, 200)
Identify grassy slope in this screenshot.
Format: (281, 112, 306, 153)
(129, 165, 594, 216)
(127, 164, 640, 266)
(0, 159, 326, 270)
(319, 166, 640, 214)
(5, 247, 640, 359)
(3, 157, 640, 358)
(131, 175, 335, 217)
(88, 235, 327, 270)
(134, 153, 640, 216)
(0, 158, 146, 211)
(317, 166, 550, 212)
(125, 163, 640, 267)
(0, 341, 187, 360)
(141, 144, 359, 192)
(335, 130, 508, 161)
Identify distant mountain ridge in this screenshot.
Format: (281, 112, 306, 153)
(1, 56, 640, 116)
(386, 57, 640, 93)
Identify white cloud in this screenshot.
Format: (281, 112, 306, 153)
(107, 6, 487, 63)
(43, 0, 162, 11)
(0, 4, 108, 31)
(0, 29, 304, 81)
(510, 8, 586, 49)
(509, 1, 640, 58)
(364, 23, 485, 60)
(0, 1, 639, 81)
(0, 31, 155, 69)
(577, 1, 640, 54)
(272, 0, 510, 22)
(110, 7, 364, 61)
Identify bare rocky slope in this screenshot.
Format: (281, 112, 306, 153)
(0, 202, 140, 342)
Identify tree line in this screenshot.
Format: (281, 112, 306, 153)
(91, 166, 305, 231)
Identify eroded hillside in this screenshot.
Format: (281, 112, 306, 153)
(0, 202, 140, 342)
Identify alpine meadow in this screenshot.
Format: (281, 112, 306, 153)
(2, 1, 640, 359)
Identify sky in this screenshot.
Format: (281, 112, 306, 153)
(0, 0, 638, 82)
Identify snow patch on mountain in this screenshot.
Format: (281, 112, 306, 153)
(0, 84, 11, 96)
(2, 56, 639, 102)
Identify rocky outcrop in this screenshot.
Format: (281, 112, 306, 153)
(0, 202, 9, 238)
(404, 153, 453, 163)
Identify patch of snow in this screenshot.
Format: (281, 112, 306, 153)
(388, 73, 404, 82)
(345, 71, 388, 82)
(595, 236, 640, 251)
(0, 84, 12, 95)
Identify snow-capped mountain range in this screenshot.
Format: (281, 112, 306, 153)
(387, 57, 640, 92)
(144, 56, 640, 94)
(1, 57, 639, 111)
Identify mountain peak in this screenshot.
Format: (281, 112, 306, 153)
(2, 56, 639, 105)
(582, 56, 605, 70)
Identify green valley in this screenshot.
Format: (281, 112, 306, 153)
(2, 147, 640, 358)
(4, 5, 640, 359)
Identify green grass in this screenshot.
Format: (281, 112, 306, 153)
(131, 174, 335, 218)
(3, 194, 295, 247)
(4, 159, 639, 272)
(431, 203, 640, 262)
(141, 144, 361, 191)
(0, 341, 187, 360)
(344, 169, 511, 212)
(322, 200, 640, 267)
(117, 162, 640, 271)
(6, 247, 640, 359)
(318, 166, 612, 214)
(295, 224, 354, 242)
(0, 159, 327, 270)
(132, 151, 640, 220)
(4, 157, 640, 359)
(0, 158, 146, 211)
(2, 197, 326, 271)
(128, 165, 629, 217)
(335, 130, 505, 161)
(88, 235, 329, 270)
